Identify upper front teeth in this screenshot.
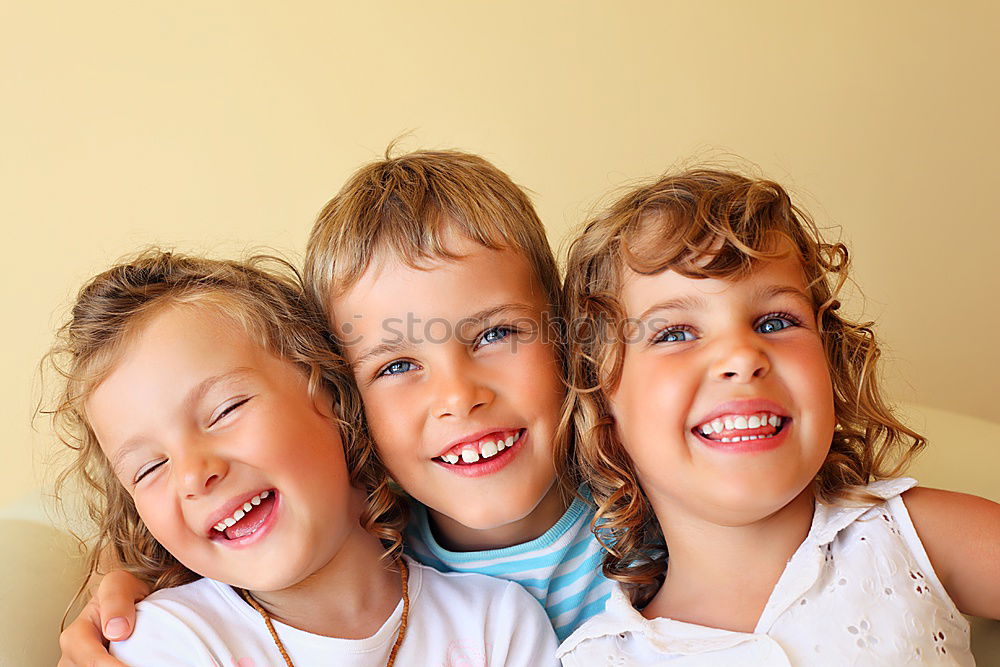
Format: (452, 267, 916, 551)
(440, 434, 517, 465)
(699, 413, 782, 435)
(213, 490, 269, 532)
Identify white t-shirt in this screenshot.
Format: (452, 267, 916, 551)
(557, 479, 973, 666)
(111, 556, 558, 666)
(405, 487, 613, 640)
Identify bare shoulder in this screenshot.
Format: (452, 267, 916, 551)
(903, 486, 1000, 522)
(902, 486, 1000, 618)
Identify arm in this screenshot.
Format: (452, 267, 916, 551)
(903, 486, 1000, 619)
(57, 570, 150, 667)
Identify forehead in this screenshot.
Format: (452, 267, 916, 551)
(88, 306, 263, 405)
(620, 250, 810, 316)
(329, 234, 545, 330)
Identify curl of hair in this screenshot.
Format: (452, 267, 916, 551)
(559, 169, 925, 607)
(44, 250, 408, 621)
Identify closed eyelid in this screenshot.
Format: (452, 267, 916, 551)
(133, 458, 167, 484)
(209, 396, 252, 425)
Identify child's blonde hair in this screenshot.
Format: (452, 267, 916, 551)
(304, 147, 562, 319)
(48, 250, 407, 601)
(561, 168, 925, 605)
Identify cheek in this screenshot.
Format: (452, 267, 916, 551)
(509, 341, 564, 400)
(615, 355, 690, 431)
(359, 389, 408, 450)
(794, 343, 836, 416)
(133, 494, 179, 547)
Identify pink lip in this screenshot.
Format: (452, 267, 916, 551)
(695, 424, 790, 454)
(209, 492, 280, 549)
(692, 399, 789, 428)
(435, 427, 523, 458)
(432, 430, 528, 478)
(203, 488, 274, 536)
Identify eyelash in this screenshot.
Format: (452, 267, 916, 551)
(756, 311, 802, 333)
(134, 460, 165, 485)
(376, 359, 420, 379)
(210, 397, 252, 426)
(130, 396, 252, 485)
(651, 312, 803, 344)
(373, 325, 520, 380)
(652, 324, 697, 344)
(475, 324, 517, 350)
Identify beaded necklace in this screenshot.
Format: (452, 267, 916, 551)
(239, 560, 410, 667)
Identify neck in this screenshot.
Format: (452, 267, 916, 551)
(642, 487, 815, 633)
(246, 527, 401, 638)
(427, 482, 569, 551)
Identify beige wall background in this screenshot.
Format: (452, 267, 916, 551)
(3, 1, 998, 508)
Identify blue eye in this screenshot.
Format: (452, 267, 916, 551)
(756, 316, 795, 334)
(477, 326, 514, 348)
(378, 360, 418, 377)
(654, 328, 696, 344)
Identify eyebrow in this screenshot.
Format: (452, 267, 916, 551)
(638, 294, 706, 322)
(353, 302, 535, 367)
(756, 284, 814, 309)
(108, 368, 253, 478)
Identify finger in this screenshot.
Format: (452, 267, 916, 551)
(95, 571, 150, 642)
(58, 600, 128, 667)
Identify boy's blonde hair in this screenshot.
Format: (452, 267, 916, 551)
(304, 148, 562, 317)
(48, 250, 406, 602)
(562, 168, 924, 605)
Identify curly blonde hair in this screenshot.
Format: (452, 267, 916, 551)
(47, 250, 408, 607)
(561, 168, 925, 606)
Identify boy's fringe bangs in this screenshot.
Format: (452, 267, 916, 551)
(560, 169, 926, 607)
(304, 149, 563, 326)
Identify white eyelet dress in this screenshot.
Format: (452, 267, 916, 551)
(557, 478, 973, 666)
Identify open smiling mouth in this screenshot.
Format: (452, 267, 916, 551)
(692, 412, 789, 444)
(210, 490, 277, 541)
(433, 429, 526, 466)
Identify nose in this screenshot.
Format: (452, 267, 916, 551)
(430, 361, 495, 419)
(175, 447, 228, 499)
(709, 334, 770, 383)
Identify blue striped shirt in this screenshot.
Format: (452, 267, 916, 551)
(404, 491, 613, 641)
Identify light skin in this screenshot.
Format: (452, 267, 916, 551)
(86, 306, 400, 640)
(329, 232, 567, 551)
(610, 246, 1000, 632)
(58, 236, 570, 663)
